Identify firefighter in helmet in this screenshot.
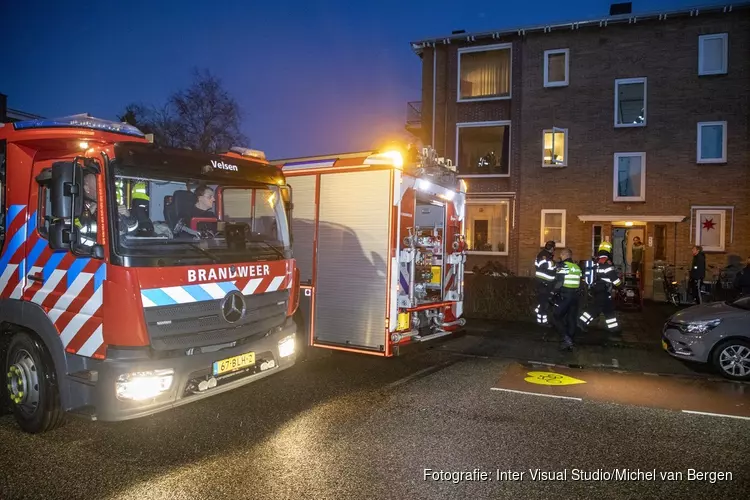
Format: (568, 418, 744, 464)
(128, 180, 154, 235)
(534, 240, 557, 326)
(578, 240, 623, 333)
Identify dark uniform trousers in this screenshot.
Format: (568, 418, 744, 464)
(554, 289, 579, 345)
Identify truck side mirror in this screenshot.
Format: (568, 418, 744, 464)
(280, 185, 293, 244)
(48, 220, 72, 250)
(50, 161, 84, 219)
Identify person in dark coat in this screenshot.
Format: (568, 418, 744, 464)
(689, 245, 706, 304)
(734, 257, 750, 297)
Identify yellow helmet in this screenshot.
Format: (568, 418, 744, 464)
(598, 241, 613, 253)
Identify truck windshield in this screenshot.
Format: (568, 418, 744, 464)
(111, 172, 291, 264)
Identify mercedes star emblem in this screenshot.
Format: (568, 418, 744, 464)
(221, 291, 246, 323)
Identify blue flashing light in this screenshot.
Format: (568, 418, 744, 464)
(13, 113, 145, 138)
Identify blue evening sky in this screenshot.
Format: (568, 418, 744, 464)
(1, 0, 725, 159)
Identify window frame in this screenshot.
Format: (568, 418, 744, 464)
(455, 121, 512, 178)
(695, 209, 726, 252)
(698, 33, 728, 76)
(543, 48, 569, 87)
(591, 224, 603, 257)
(542, 127, 568, 167)
(37, 184, 50, 239)
(464, 199, 511, 256)
(613, 152, 646, 202)
(457, 43, 513, 103)
(540, 209, 566, 248)
(614, 77, 647, 128)
(696, 121, 727, 164)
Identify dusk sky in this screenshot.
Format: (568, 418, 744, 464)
(2, 0, 724, 159)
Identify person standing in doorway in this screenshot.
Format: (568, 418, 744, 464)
(690, 245, 706, 304)
(631, 236, 644, 277)
(553, 248, 582, 351)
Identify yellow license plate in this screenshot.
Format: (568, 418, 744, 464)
(213, 352, 256, 376)
(662, 340, 668, 351)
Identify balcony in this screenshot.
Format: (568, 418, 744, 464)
(405, 101, 422, 137)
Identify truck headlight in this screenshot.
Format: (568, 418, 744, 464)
(679, 319, 722, 335)
(116, 369, 174, 401)
(278, 335, 295, 358)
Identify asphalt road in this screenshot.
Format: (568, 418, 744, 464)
(1, 337, 748, 500)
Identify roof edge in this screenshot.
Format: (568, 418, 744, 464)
(410, 2, 750, 55)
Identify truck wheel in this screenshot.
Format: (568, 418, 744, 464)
(711, 338, 750, 381)
(4, 331, 65, 433)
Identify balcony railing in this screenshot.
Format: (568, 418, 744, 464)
(406, 101, 422, 129)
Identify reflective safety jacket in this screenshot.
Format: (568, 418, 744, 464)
(593, 259, 622, 292)
(555, 259, 582, 290)
(535, 250, 556, 284)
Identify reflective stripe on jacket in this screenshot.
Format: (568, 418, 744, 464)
(556, 260, 582, 289)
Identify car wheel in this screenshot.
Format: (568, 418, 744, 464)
(711, 338, 750, 381)
(5, 331, 65, 433)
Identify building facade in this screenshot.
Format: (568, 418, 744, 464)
(407, 2, 750, 298)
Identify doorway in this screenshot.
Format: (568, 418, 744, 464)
(625, 227, 646, 275)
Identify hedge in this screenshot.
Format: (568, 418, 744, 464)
(463, 274, 591, 321)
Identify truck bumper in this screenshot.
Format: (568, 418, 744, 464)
(71, 322, 298, 422)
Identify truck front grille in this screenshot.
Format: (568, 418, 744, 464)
(143, 290, 288, 351)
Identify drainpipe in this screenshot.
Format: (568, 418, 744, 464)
(431, 48, 436, 148)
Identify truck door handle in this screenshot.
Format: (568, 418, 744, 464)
(27, 273, 44, 283)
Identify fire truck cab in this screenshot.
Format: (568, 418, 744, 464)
(0, 115, 300, 433)
(274, 145, 467, 356)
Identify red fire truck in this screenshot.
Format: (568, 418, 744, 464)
(273, 145, 467, 356)
(0, 115, 300, 433)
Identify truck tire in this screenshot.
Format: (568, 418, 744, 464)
(5, 331, 65, 433)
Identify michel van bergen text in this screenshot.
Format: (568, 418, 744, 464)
(423, 469, 733, 483)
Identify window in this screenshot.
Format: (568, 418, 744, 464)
(695, 209, 726, 252)
(592, 225, 603, 257)
(542, 128, 567, 167)
(540, 209, 566, 247)
(544, 49, 569, 87)
(458, 44, 512, 101)
(465, 201, 509, 254)
(699, 33, 728, 75)
(37, 185, 51, 237)
(654, 224, 667, 261)
(456, 122, 510, 177)
(613, 152, 646, 202)
(614, 78, 646, 127)
(697, 121, 727, 163)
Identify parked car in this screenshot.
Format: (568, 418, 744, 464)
(661, 296, 750, 381)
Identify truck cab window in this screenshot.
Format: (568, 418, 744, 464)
(37, 185, 51, 237)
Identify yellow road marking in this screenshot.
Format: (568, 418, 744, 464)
(524, 371, 587, 386)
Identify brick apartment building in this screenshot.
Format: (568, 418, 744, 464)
(406, 1, 750, 298)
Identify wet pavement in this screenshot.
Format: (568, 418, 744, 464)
(1, 336, 749, 500)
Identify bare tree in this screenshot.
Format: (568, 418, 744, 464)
(119, 68, 248, 153)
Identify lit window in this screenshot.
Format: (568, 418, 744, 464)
(695, 209, 726, 252)
(543, 128, 567, 167)
(458, 44, 512, 101)
(540, 209, 566, 247)
(466, 201, 510, 254)
(613, 152, 646, 202)
(698, 33, 728, 76)
(697, 121, 727, 163)
(614, 78, 647, 127)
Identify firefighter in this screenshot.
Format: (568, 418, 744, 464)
(552, 248, 582, 350)
(534, 240, 557, 327)
(129, 180, 154, 235)
(579, 241, 623, 333)
(75, 173, 100, 247)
